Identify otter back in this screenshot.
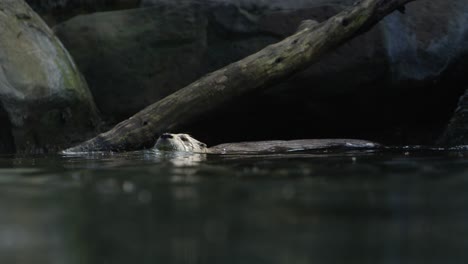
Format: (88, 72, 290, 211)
(208, 139, 380, 154)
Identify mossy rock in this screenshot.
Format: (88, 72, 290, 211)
(0, 0, 100, 153)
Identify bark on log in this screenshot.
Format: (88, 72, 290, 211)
(65, 0, 415, 152)
(438, 88, 468, 146)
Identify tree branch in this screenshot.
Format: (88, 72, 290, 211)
(65, 0, 415, 152)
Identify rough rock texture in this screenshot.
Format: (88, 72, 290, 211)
(0, 0, 100, 153)
(54, 0, 354, 124)
(25, 0, 141, 25)
(55, 3, 208, 123)
(141, 0, 355, 9)
(55, 0, 468, 145)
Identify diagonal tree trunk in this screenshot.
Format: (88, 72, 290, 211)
(65, 0, 415, 152)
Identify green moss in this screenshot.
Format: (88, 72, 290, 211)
(53, 44, 84, 96)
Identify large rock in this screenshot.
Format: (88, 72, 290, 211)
(54, 0, 468, 145)
(0, 0, 100, 153)
(25, 0, 140, 25)
(53, 0, 345, 123)
(54, 2, 209, 123)
(141, 0, 354, 9)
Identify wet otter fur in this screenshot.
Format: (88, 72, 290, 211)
(155, 133, 208, 153)
(154, 133, 379, 154)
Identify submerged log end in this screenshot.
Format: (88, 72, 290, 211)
(62, 134, 112, 153)
(63, 119, 162, 153)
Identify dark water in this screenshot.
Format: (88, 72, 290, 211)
(1, 148, 468, 264)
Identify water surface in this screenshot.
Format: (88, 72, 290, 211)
(0, 148, 467, 264)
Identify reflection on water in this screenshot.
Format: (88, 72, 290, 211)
(1, 148, 468, 264)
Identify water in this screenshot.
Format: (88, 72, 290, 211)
(1, 148, 468, 264)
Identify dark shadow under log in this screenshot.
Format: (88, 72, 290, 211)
(0, 105, 15, 154)
(66, 0, 415, 152)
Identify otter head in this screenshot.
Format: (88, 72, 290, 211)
(154, 133, 208, 153)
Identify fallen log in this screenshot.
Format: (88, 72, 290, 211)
(438, 88, 468, 146)
(65, 0, 415, 152)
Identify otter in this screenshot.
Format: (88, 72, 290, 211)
(155, 133, 208, 153)
(154, 133, 379, 154)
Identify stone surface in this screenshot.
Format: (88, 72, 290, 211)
(25, 0, 141, 25)
(0, 0, 100, 153)
(54, 0, 468, 145)
(54, 2, 208, 123)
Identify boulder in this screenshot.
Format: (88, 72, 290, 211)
(141, 0, 355, 10)
(54, 0, 468, 145)
(0, 0, 100, 153)
(54, 2, 208, 123)
(25, 0, 140, 25)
